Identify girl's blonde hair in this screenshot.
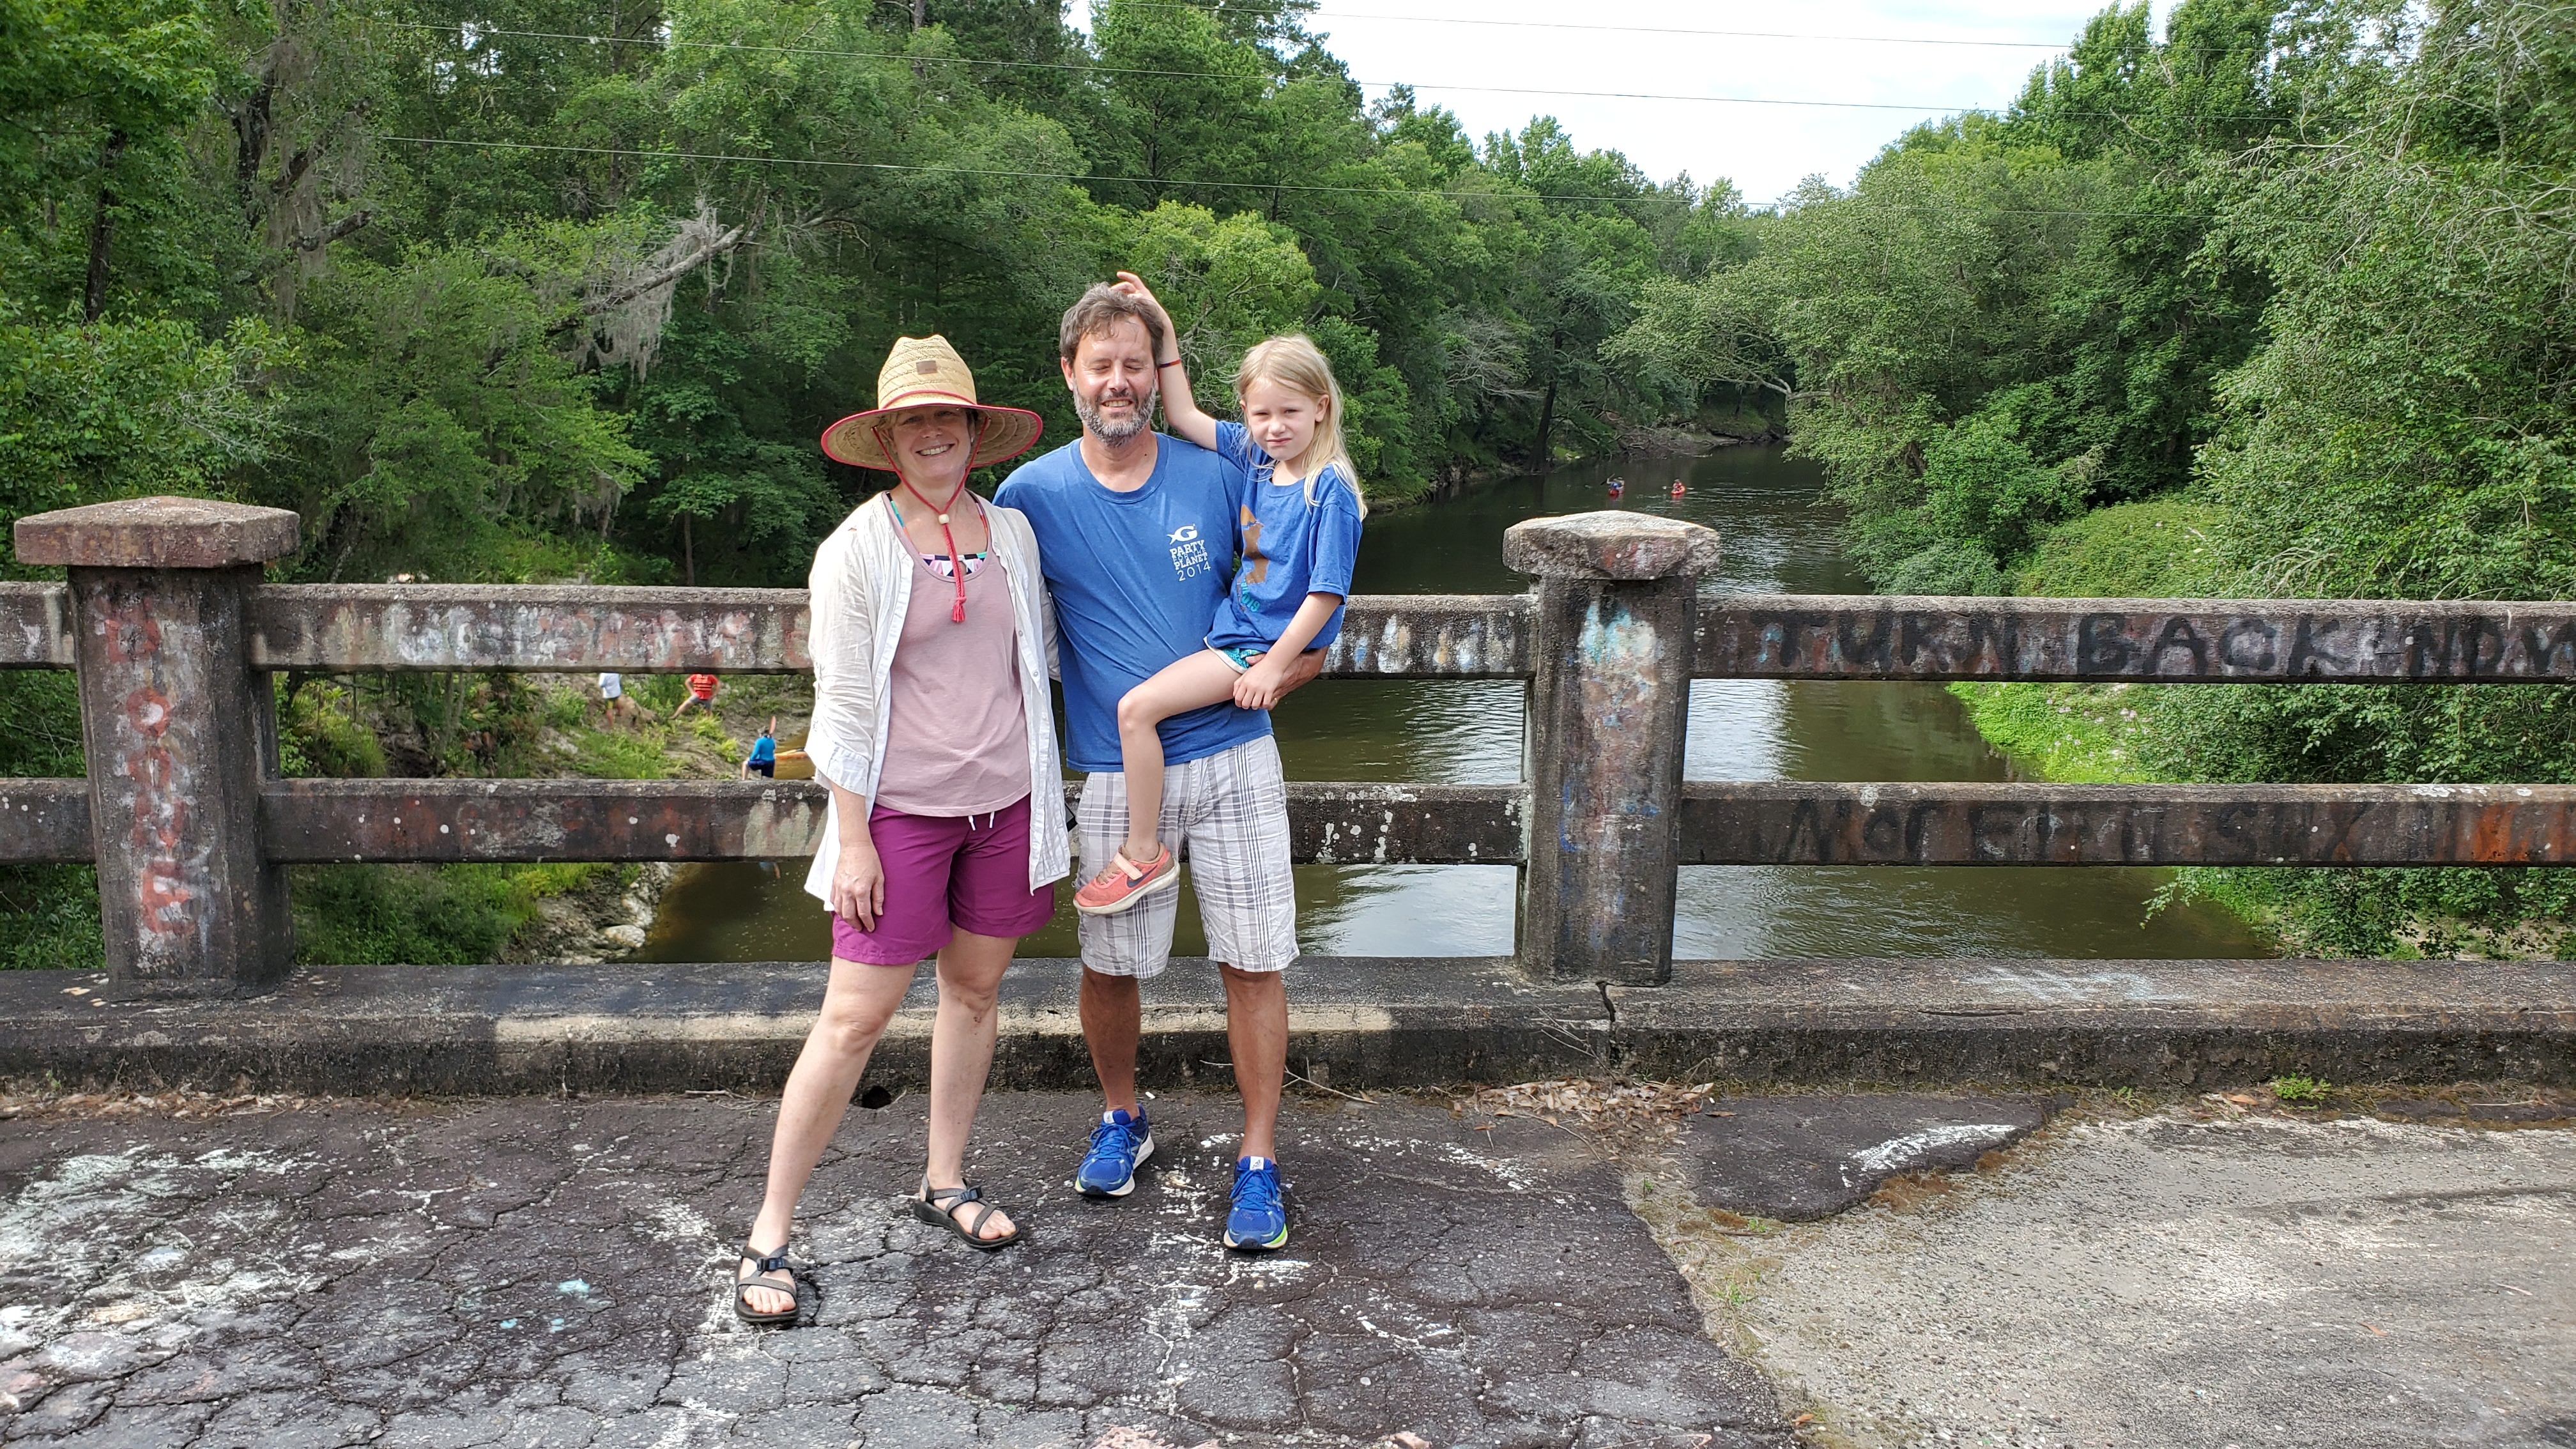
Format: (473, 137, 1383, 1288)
(1234, 334, 1368, 519)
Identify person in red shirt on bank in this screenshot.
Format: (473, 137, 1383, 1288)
(674, 672, 719, 717)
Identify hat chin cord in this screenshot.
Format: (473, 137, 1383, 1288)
(873, 418, 980, 625)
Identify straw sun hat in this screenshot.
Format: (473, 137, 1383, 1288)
(818, 335, 1043, 472)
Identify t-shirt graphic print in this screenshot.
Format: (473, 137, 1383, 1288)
(1205, 420, 1362, 656)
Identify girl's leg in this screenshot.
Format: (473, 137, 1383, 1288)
(920, 926, 1018, 1239)
(740, 956, 918, 1314)
(1112, 650, 1246, 862)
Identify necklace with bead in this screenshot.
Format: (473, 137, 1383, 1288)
(878, 423, 982, 623)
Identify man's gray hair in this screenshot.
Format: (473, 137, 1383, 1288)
(1059, 283, 1167, 364)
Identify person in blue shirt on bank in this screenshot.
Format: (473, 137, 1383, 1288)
(740, 717, 779, 779)
(993, 281, 1328, 1252)
(1069, 274, 1366, 919)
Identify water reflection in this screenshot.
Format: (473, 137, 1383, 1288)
(638, 445, 2274, 963)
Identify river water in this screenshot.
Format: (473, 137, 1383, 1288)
(638, 446, 2274, 963)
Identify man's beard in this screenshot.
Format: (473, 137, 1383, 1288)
(1074, 385, 1153, 442)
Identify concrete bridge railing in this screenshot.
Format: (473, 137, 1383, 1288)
(6, 495, 2576, 1002)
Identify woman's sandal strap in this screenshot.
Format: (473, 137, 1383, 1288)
(917, 1183, 1019, 1246)
(733, 1241, 799, 1323)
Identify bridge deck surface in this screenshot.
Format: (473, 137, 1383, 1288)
(0, 1088, 2567, 1448)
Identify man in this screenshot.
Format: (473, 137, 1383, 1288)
(994, 284, 1322, 1252)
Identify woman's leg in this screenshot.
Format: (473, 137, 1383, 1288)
(1112, 650, 1246, 862)
(739, 956, 918, 1314)
(920, 926, 1019, 1239)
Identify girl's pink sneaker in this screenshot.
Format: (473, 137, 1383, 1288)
(1073, 845, 1179, 916)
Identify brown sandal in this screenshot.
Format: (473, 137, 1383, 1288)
(733, 1241, 799, 1326)
(910, 1181, 1023, 1251)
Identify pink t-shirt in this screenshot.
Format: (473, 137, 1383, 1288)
(872, 550, 1032, 817)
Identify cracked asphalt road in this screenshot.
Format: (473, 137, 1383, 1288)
(10, 1087, 2572, 1449)
(1644, 1103, 2576, 1449)
(0, 1091, 1784, 1449)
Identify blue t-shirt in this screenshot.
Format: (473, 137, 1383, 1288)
(1205, 422, 1364, 655)
(995, 434, 1269, 773)
(749, 735, 776, 764)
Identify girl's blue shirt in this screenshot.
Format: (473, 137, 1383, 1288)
(1204, 420, 1364, 655)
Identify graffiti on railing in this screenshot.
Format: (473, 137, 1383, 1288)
(6, 495, 2572, 997)
(1698, 597, 2576, 682)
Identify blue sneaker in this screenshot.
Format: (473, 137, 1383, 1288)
(1223, 1156, 1288, 1251)
(1076, 1108, 1153, 1197)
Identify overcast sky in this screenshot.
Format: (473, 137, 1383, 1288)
(1080, 1, 2177, 204)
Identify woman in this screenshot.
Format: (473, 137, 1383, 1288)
(733, 335, 1065, 1325)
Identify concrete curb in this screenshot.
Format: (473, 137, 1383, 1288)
(1615, 958, 2576, 1087)
(0, 957, 1602, 1095)
(1, 956, 2568, 1093)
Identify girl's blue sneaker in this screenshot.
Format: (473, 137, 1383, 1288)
(1077, 1108, 1153, 1197)
(1223, 1156, 1288, 1251)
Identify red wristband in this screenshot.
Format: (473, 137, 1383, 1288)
(1155, 358, 1183, 369)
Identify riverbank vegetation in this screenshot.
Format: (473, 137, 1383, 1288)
(1615, 0, 2576, 958)
(7, 0, 2570, 963)
(275, 671, 799, 965)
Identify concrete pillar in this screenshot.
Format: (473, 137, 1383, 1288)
(13, 496, 302, 996)
(1505, 512, 1722, 985)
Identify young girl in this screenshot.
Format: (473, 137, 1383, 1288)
(1071, 274, 1367, 916)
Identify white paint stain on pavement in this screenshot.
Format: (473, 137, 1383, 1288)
(1846, 1124, 2023, 1176)
(1436, 1141, 1537, 1192)
(0, 1146, 319, 1346)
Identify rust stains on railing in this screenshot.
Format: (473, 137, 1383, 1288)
(0, 779, 91, 862)
(246, 587, 1533, 680)
(261, 779, 1529, 866)
(1326, 595, 1531, 678)
(230, 585, 2576, 683)
(0, 584, 74, 668)
(128, 776, 2576, 870)
(1697, 595, 2576, 682)
(1682, 782, 2576, 866)
(247, 585, 816, 673)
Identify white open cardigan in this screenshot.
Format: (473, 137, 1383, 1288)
(799, 492, 1071, 905)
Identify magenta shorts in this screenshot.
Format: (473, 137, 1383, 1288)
(830, 795, 1055, 965)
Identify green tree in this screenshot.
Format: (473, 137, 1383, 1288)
(2146, 0, 2576, 953)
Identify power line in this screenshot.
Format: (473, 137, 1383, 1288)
(1112, 2, 2098, 50)
(400, 21, 2285, 122)
(1098, 1, 2274, 58)
(376, 132, 2236, 218)
(403, 22, 1989, 112)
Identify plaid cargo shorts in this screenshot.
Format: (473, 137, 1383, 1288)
(1074, 735, 1298, 978)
